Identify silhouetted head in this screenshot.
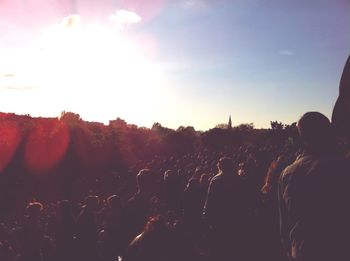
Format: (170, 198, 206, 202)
(217, 157, 234, 175)
(331, 56, 350, 141)
(107, 195, 122, 210)
(185, 178, 200, 191)
(163, 170, 178, 184)
(128, 215, 173, 260)
(84, 195, 99, 212)
(58, 200, 71, 215)
(26, 202, 43, 219)
(137, 169, 156, 194)
(297, 112, 333, 153)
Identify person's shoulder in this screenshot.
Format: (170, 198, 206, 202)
(126, 193, 147, 210)
(129, 232, 143, 248)
(210, 173, 223, 184)
(77, 207, 86, 219)
(281, 153, 314, 179)
(126, 233, 144, 259)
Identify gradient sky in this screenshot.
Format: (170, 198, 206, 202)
(0, 0, 349, 130)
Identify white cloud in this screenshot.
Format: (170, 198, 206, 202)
(279, 50, 294, 56)
(109, 10, 141, 30)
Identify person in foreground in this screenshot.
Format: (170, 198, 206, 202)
(278, 112, 350, 261)
(203, 157, 255, 261)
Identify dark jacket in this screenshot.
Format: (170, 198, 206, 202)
(278, 152, 350, 261)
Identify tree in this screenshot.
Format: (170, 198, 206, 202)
(235, 123, 254, 132)
(109, 118, 127, 129)
(215, 123, 229, 129)
(270, 121, 285, 131)
(60, 111, 82, 127)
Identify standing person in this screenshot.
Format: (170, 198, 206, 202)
(101, 195, 124, 261)
(125, 216, 182, 261)
(278, 112, 350, 261)
(162, 170, 183, 217)
(19, 202, 44, 261)
(332, 56, 350, 141)
(76, 196, 99, 261)
(54, 200, 76, 261)
(121, 169, 160, 255)
(203, 157, 254, 261)
(260, 156, 291, 261)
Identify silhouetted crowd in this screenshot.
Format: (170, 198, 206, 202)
(0, 112, 349, 261)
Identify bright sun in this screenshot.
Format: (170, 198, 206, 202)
(9, 13, 164, 126)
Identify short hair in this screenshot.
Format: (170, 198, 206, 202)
(26, 202, 43, 217)
(107, 195, 121, 208)
(85, 195, 99, 208)
(297, 112, 332, 150)
(59, 199, 70, 210)
(136, 169, 154, 190)
(217, 157, 234, 174)
(164, 170, 177, 183)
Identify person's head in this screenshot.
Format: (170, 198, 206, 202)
(163, 170, 176, 183)
(84, 195, 99, 212)
(217, 157, 234, 175)
(185, 178, 199, 191)
(297, 112, 334, 153)
(58, 200, 71, 216)
(107, 195, 122, 210)
(136, 169, 155, 194)
(26, 202, 43, 219)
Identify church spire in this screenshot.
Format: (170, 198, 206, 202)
(228, 115, 232, 129)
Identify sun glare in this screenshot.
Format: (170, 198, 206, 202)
(3, 13, 164, 126)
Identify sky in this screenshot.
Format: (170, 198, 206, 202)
(0, 0, 349, 130)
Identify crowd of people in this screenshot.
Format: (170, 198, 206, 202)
(0, 111, 349, 261)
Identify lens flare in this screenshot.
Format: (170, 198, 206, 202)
(73, 125, 113, 169)
(24, 119, 70, 173)
(0, 119, 21, 172)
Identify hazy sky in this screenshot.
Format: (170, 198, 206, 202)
(0, 0, 349, 130)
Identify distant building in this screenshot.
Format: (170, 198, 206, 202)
(228, 115, 232, 129)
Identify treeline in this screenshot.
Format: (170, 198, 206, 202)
(0, 111, 299, 175)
